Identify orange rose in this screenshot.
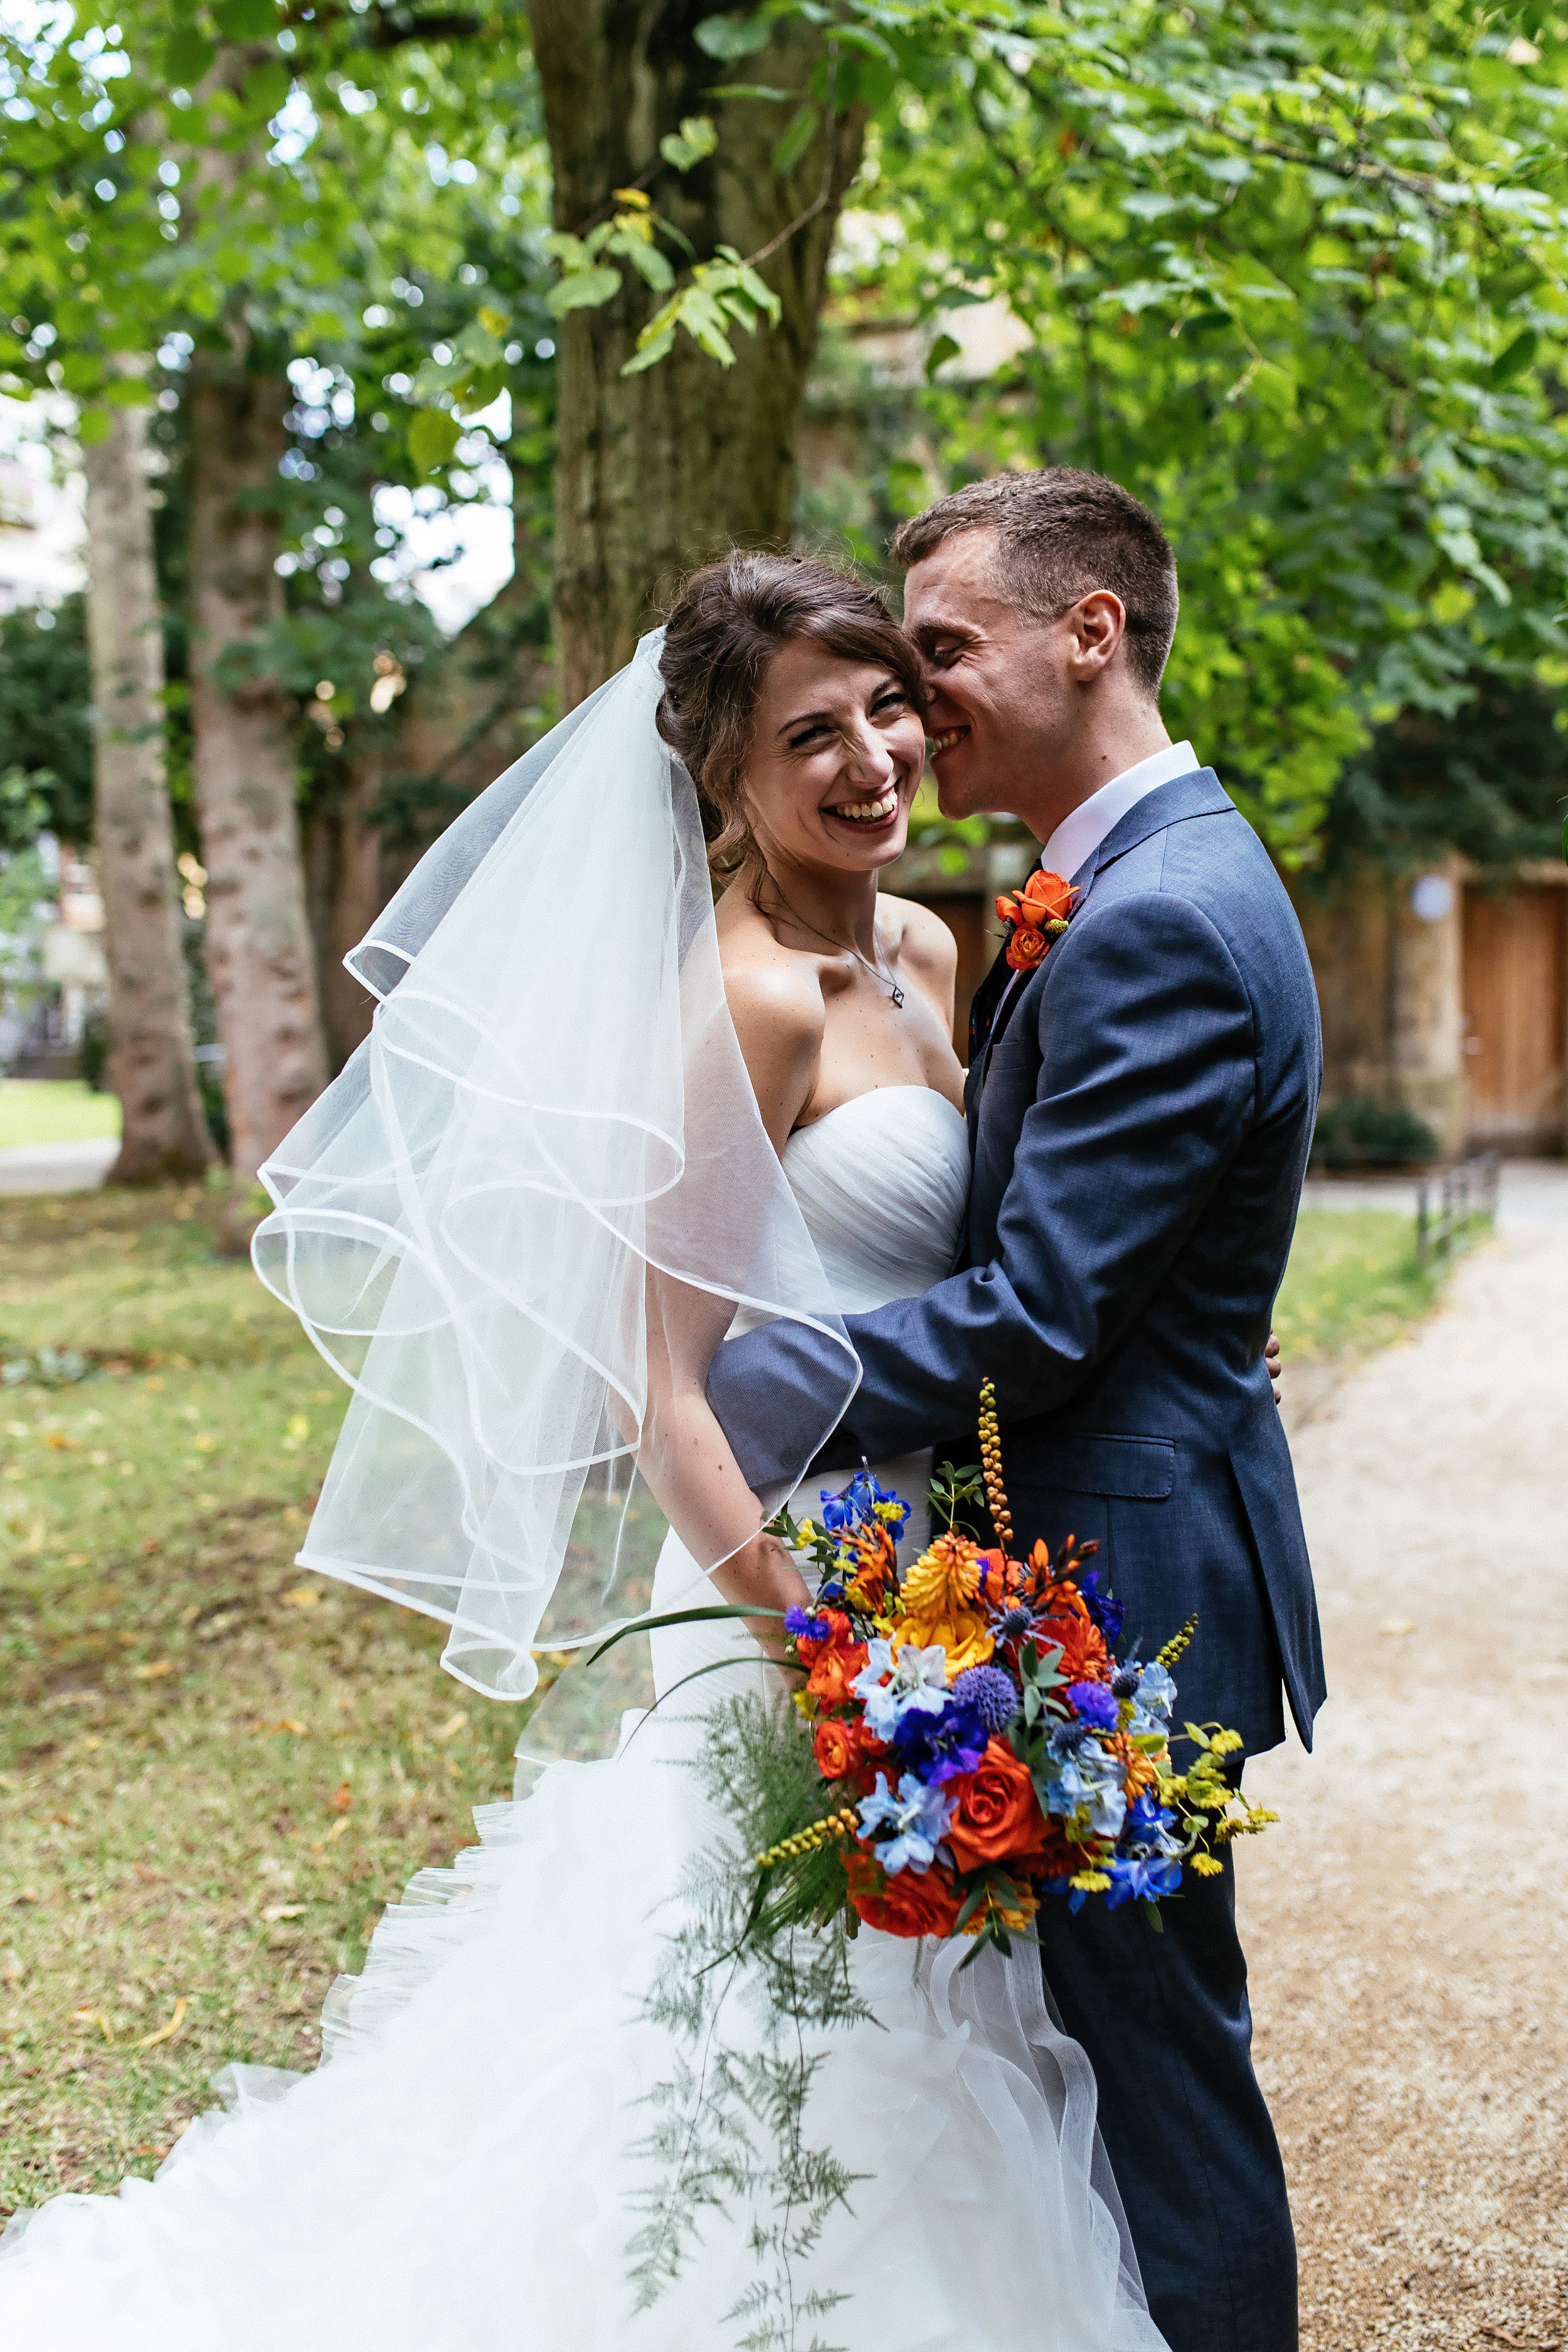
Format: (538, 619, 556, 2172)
(813, 1717, 884, 1788)
(1005, 923, 1049, 974)
(945, 1738, 1052, 1873)
(807, 1633, 868, 1707)
(1018, 867, 1076, 925)
(842, 1848, 963, 1938)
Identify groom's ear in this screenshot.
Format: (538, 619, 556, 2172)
(1063, 590, 1126, 683)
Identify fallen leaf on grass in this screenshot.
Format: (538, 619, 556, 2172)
(71, 2007, 116, 2042)
(260, 1904, 305, 1923)
(43, 1433, 76, 1451)
(137, 1996, 188, 2050)
(130, 1660, 173, 1681)
(279, 1587, 320, 1609)
(141, 1536, 160, 1555)
(434, 1712, 468, 1742)
(327, 1781, 352, 1813)
(250, 1719, 309, 1736)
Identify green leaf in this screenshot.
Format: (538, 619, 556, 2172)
(546, 265, 623, 317)
(659, 114, 718, 171)
(621, 240, 677, 292)
(772, 103, 819, 177)
(621, 326, 677, 375)
(1490, 327, 1538, 385)
(242, 60, 290, 117)
(694, 12, 773, 61)
(211, 0, 278, 37)
(163, 28, 215, 87)
(75, 406, 112, 447)
(104, 376, 152, 406)
(407, 408, 461, 476)
(702, 82, 793, 100)
(924, 331, 961, 380)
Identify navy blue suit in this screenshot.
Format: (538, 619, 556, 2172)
(708, 768, 1325, 2351)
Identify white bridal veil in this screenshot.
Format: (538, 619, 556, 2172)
(253, 632, 859, 1704)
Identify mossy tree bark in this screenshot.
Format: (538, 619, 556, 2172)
(81, 397, 214, 1183)
(526, 0, 865, 701)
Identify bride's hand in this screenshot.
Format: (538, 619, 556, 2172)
(709, 1528, 813, 1664)
(1266, 1329, 1283, 1404)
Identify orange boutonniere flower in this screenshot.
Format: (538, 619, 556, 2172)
(995, 867, 1078, 975)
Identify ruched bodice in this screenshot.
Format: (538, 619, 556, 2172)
(781, 1084, 969, 1313)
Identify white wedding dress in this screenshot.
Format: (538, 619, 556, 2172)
(0, 1086, 1165, 2352)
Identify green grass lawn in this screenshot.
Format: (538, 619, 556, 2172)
(0, 1184, 1457, 2219)
(1273, 1206, 1442, 1362)
(0, 1081, 122, 1150)
(0, 1185, 526, 2218)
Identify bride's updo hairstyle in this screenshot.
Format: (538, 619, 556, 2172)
(657, 549, 926, 874)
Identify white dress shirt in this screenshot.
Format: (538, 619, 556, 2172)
(1039, 739, 1200, 886)
(981, 740, 1200, 1055)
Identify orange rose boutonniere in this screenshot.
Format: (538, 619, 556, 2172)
(995, 867, 1078, 975)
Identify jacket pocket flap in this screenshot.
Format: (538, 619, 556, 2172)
(1027, 1433, 1175, 1501)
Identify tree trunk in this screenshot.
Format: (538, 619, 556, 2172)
(527, 0, 865, 699)
(80, 398, 213, 1183)
(304, 755, 384, 1075)
(187, 361, 328, 1177)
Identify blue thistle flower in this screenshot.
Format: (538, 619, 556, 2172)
(950, 1664, 1019, 1735)
(1067, 1679, 1120, 1730)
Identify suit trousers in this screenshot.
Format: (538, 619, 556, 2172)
(1037, 1843, 1298, 2352)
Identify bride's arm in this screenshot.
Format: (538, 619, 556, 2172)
(635, 942, 827, 1657)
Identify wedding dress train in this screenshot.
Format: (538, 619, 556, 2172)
(0, 1087, 1166, 2351)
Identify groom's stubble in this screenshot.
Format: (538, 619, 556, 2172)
(902, 526, 1174, 847)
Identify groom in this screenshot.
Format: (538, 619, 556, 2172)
(709, 467, 1324, 2351)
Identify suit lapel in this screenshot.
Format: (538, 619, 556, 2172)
(963, 768, 1235, 1129)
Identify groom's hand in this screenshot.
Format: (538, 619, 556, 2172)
(1267, 1329, 1283, 1404)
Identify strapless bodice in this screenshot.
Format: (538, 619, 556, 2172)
(781, 1084, 969, 1315)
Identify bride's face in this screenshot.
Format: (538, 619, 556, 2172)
(740, 638, 927, 876)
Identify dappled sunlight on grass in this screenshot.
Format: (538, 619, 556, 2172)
(1274, 1207, 1439, 1363)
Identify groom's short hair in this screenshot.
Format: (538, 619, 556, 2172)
(891, 469, 1179, 697)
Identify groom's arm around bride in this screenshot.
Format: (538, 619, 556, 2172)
(709, 467, 1324, 2352)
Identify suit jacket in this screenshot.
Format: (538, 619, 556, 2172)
(707, 768, 1327, 1753)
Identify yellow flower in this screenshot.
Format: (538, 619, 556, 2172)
(891, 1534, 995, 1677)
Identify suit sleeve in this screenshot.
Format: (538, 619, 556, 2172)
(707, 889, 1258, 1490)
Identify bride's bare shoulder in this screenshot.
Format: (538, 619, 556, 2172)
(714, 884, 825, 1148)
(877, 891, 959, 985)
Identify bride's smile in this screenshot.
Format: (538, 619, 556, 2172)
(739, 635, 927, 874)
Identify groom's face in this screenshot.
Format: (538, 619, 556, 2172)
(902, 528, 1083, 822)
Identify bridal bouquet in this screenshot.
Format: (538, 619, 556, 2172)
(753, 1380, 1275, 1960)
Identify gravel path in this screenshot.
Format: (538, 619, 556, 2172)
(1243, 1223, 1568, 2351)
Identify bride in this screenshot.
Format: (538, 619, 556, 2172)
(0, 552, 1167, 2350)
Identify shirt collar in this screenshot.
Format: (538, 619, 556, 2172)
(1039, 740, 1199, 887)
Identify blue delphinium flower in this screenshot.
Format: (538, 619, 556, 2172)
(1039, 1733, 1126, 1840)
(1078, 1571, 1125, 1647)
(856, 1771, 956, 1875)
(819, 1490, 854, 1533)
(1118, 1793, 1183, 1860)
(1066, 1679, 1120, 1730)
(1104, 1853, 1183, 1909)
(784, 1606, 829, 1643)
(893, 1699, 988, 1786)
(950, 1663, 1019, 1735)
(1133, 1660, 1177, 1720)
(852, 1638, 948, 1742)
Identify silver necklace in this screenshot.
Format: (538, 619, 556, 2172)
(759, 870, 905, 1008)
